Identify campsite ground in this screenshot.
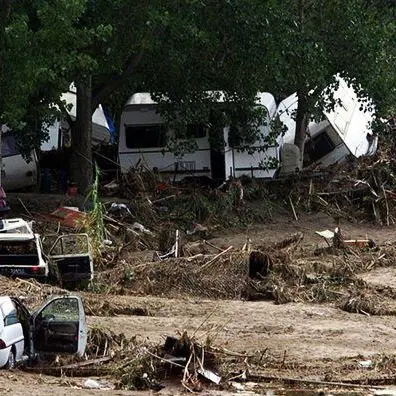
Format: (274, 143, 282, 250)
(4, 193, 396, 395)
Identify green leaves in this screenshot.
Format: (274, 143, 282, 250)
(2, 0, 396, 164)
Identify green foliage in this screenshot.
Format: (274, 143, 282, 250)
(82, 164, 105, 259)
(264, 0, 396, 125)
(2, 0, 396, 180)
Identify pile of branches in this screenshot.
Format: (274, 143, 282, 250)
(248, 238, 396, 313)
(0, 276, 67, 308)
(122, 251, 250, 299)
(120, 165, 160, 199)
(43, 327, 227, 392)
(283, 140, 396, 224)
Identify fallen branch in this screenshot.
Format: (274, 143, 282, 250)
(237, 373, 387, 390)
(151, 195, 177, 204)
(18, 197, 33, 218)
(60, 356, 113, 369)
(199, 246, 233, 270)
(16, 278, 42, 290)
(203, 240, 225, 253)
(210, 346, 257, 358)
(289, 196, 298, 221)
(144, 348, 186, 369)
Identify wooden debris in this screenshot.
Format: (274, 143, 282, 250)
(288, 196, 298, 221)
(199, 246, 233, 270)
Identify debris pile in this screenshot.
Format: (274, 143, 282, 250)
(274, 141, 396, 225)
(42, 328, 232, 391)
(338, 289, 389, 316)
(92, 224, 396, 318)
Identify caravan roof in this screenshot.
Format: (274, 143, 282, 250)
(125, 91, 276, 113)
(126, 93, 157, 106)
(60, 85, 113, 144)
(125, 91, 227, 107)
(256, 92, 277, 118)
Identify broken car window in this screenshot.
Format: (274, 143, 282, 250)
(39, 298, 79, 322)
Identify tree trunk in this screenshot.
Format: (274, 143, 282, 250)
(70, 78, 93, 194)
(294, 92, 309, 167)
(0, 1, 12, 184)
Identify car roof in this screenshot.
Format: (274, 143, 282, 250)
(0, 218, 34, 235)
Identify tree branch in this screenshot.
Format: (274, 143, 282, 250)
(91, 49, 144, 110)
(59, 102, 75, 127)
(0, 0, 12, 72)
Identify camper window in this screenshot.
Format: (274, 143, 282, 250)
(1, 134, 19, 158)
(175, 124, 206, 139)
(125, 125, 166, 149)
(304, 132, 335, 165)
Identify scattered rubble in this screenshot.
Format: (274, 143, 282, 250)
(3, 142, 396, 394)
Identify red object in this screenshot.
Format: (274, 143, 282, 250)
(0, 339, 6, 349)
(156, 183, 169, 192)
(49, 207, 86, 228)
(67, 183, 78, 196)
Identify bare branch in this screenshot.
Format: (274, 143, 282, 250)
(91, 49, 144, 110)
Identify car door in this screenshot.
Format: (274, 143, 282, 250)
(48, 234, 94, 283)
(30, 296, 87, 357)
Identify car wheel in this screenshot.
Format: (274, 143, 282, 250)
(5, 349, 15, 369)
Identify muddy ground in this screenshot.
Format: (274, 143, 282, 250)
(4, 193, 396, 395)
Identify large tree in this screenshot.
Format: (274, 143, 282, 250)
(0, 0, 101, 158)
(69, 0, 396, 190)
(2, 0, 396, 192)
(67, 0, 276, 192)
(263, 0, 396, 158)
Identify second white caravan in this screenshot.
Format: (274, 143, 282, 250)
(277, 76, 378, 173)
(118, 92, 281, 181)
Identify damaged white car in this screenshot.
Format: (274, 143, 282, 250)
(0, 295, 87, 368)
(0, 218, 94, 284)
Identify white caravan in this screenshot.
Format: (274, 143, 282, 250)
(1, 125, 38, 191)
(41, 85, 112, 151)
(118, 92, 281, 181)
(224, 92, 281, 179)
(277, 76, 378, 173)
(1, 85, 112, 191)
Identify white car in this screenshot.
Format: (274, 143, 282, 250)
(0, 295, 87, 368)
(0, 219, 94, 283)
